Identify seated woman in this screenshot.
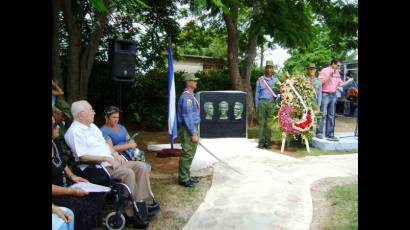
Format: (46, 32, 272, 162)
(52, 116, 105, 230)
(52, 203, 74, 230)
(100, 106, 146, 162)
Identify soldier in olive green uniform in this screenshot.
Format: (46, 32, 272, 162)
(177, 73, 201, 187)
(255, 60, 281, 149)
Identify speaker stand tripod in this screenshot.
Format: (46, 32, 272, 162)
(117, 82, 123, 111)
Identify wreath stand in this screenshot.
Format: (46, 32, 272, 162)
(280, 132, 310, 153)
(279, 79, 313, 154)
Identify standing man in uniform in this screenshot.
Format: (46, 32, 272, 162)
(306, 63, 322, 111)
(255, 60, 280, 149)
(177, 73, 201, 187)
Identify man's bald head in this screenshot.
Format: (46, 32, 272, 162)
(71, 100, 95, 125)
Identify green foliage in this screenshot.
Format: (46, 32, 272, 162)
(283, 24, 355, 73)
(176, 20, 227, 59)
(261, 0, 315, 49)
(277, 74, 318, 140)
(90, 0, 108, 12)
(127, 69, 230, 130)
(90, 0, 180, 71)
(87, 62, 231, 130)
(195, 69, 231, 91)
(283, 0, 358, 73)
(313, 0, 358, 51)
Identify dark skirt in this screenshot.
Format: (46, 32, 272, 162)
(52, 193, 105, 230)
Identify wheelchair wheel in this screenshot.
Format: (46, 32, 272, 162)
(105, 212, 126, 230)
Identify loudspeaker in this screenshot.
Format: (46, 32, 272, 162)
(109, 39, 137, 82)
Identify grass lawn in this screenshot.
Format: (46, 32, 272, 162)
(145, 176, 212, 230)
(325, 183, 358, 230)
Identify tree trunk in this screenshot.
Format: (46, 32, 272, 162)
(52, 0, 63, 88)
(242, 26, 260, 127)
(62, 0, 81, 103)
(222, 0, 262, 126)
(79, 10, 109, 99)
(66, 31, 82, 103)
(223, 6, 243, 91)
(61, 0, 109, 103)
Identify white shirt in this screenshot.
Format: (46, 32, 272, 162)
(64, 120, 114, 167)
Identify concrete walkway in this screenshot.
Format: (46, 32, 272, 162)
(183, 139, 358, 230)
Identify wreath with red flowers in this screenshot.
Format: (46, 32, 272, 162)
(277, 74, 318, 139)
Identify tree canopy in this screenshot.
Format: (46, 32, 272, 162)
(53, 0, 358, 126)
(53, 0, 181, 102)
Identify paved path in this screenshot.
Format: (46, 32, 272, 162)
(183, 140, 358, 230)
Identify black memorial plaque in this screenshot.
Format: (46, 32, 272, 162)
(198, 91, 247, 138)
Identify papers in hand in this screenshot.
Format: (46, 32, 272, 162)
(70, 182, 111, 193)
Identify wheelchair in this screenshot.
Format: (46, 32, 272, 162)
(71, 155, 157, 230)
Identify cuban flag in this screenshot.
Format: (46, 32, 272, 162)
(168, 37, 177, 145)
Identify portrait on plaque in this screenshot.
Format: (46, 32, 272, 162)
(218, 101, 229, 120)
(234, 102, 243, 120)
(204, 102, 214, 120)
(198, 91, 247, 138)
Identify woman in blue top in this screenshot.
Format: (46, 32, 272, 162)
(100, 106, 146, 162)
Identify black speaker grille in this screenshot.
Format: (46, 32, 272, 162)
(109, 40, 137, 82)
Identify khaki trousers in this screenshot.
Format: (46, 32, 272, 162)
(106, 161, 153, 216)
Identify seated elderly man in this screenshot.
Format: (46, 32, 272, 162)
(64, 100, 159, 225)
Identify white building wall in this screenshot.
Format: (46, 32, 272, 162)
(173, 60, 203, 73)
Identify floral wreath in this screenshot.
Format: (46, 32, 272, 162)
(277, 74, 317, 139)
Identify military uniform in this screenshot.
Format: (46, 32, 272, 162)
(255, 61, 280, 148)
(177, 73, 201, 186)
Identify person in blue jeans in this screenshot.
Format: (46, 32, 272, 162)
(318, 92, 338, 139)
(52, 203, 74, 230)
(316, 59, 351, 140)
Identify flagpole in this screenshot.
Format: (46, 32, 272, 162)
(168, 36, 174, 150)
(157, 37, 181, 158)
(157, 37, 182, 158)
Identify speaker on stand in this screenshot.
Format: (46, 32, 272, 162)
(108, 39, 137, 110)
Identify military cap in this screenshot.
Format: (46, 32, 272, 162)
(182, 72, 199, 81)
(265, 60, 274, 67)
(307, 63, 316, 69)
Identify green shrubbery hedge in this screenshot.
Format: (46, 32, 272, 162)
(87, 62, 268, 130)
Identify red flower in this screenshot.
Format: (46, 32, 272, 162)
(294, 109, 312, 129)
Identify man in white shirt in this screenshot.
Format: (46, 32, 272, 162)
(64, 100, 159, 223)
